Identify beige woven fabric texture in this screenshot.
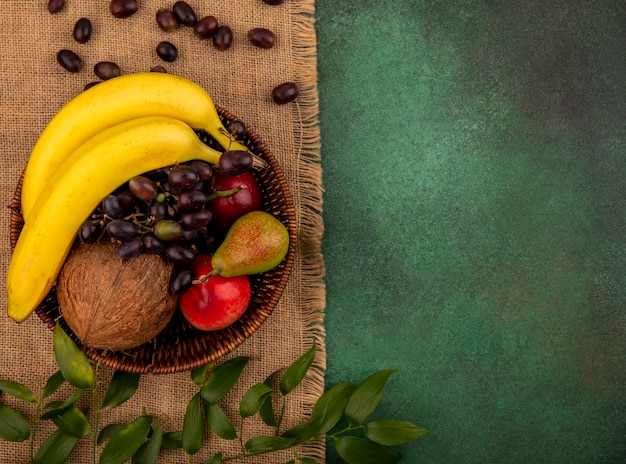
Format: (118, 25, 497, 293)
(0, 1, 325, 462)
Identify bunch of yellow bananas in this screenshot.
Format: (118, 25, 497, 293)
(8, 73, 250, 323)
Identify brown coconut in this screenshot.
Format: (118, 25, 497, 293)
(56, 241, 178, 350)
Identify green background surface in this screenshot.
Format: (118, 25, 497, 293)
(315, 1, 625, 462)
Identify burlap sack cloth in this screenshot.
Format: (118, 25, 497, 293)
(0, 1, 325, 462)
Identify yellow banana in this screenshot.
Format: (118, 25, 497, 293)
(21, 72, 250, 221)
(7, 116, 222, 323)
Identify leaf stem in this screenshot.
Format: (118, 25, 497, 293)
(275, 396, 287, 435)
(30, 379, 44, 462)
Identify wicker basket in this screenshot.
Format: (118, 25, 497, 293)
(9, 107, 296, 374)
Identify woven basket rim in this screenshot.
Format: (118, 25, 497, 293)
(9, 106, 297, 374)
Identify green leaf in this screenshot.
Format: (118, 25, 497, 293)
(52, 406, 92, 438)
(0, 403, 30, 442)
(203, 453, 223, 464)
(239, 383, 273, 419)
(200, 356, 250, 404)
(101, 371, 140, 410)
(279, 342, 316, 396)
(344, 369, 397, 427)
(191, 363, 214, 388)
(182, 393, 203, 455)
(45, 388, 84, 410)
(32, 429, 79, 464)
(53, 322, 94, 389)
(243, 435, 295, 452)
(99, 414, 153, 464)
(259, 371, 278, 427)
(283, 382, 355, 442)
(364, 420, 431, 446)
(97, 423, 125, 445)
(41, 389, 85, 420)
(132, 417, 163, 464)
(43, 370, 66, 398)
(309, 382, 356, 434)
(298, 459, 321, 464)
(280, 421, 318, 443)
(205, 402, 237, 440)
(0, 380, 37, 403)
(259, 394, 276, 427)
(162, 431, 183, 449)
(335, 436, 400, 464)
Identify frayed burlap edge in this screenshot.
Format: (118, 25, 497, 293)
(289, 1, 327, 462)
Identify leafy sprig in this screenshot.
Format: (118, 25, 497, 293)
(0, 323, 430, 463)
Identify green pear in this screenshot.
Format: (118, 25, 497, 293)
(211, 211, 290, 277)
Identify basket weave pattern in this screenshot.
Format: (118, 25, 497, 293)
(9, 107, 296, 374)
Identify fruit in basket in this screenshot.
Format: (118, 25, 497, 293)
(208, 171, 264, 231)
(179, 254, 251, 331)
(210, 211, 290, 278)
(19, 72, 260, 221)
(56, 242, 178, 350)
(6, 116, 224, 323)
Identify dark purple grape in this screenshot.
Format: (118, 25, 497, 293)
(129, 175, 158, 201)
(169, 268, 193, 294)
(147, 201, 168, 222)
(185, 161, 213, 181)
(117, 237, 143, 259)
(178, 190, 206, 210)
(172, 1, 197, 26)
(161, 181, 178, 195)
(154, 219, 184, 241)
(156, 8, 179, 32)
(143, 234, 165, 254)
(163, 243, 195, 265)
(218, 150, 253, 176)
(84, 81, 100, 91)
(150, 65, 168, 73)
(48, 0, 65, 14)
(102, 194, 123, 218)
(168, 165, 199, 190)
(57, 49, 82, 73)
(213, 25, 233, 51)
(73, 18, 93, 44)
(180, 209, 212, 230)
(226, 120, 246, 140)
(193, 181, 208, 193)
(106, 219, 139, 241)
(156, 41, 178, 62)
(110, 0, 139, 18)
(181, 228, 201, 242)
(198, 230, 221, 253)
(115, 188, 136, 214)
(94, 61, 121, 80)
(194, 15, 218, 39)
(272, 82, 299, 104)
(79, 220, 99, 244)
(262, 0, 284, 4)
(248, 27, 276, 49)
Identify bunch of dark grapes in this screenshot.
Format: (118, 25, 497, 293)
(78, 161, 212, 295)
(77, 143, 254, 296)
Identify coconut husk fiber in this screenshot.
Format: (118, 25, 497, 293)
(0, 1, 325, 463)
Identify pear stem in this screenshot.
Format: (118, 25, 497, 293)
(192, 268, 220, 284)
